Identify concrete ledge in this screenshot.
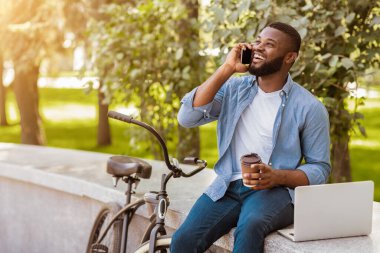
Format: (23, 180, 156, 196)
(1, 143, 379, 253)
(0, 143, 220, 252)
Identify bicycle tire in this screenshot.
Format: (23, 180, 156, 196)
(86, 203, 123, 253)
(134, 235, 172, 253)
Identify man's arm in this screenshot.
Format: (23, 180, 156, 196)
(192, 64, 234, 107)
(193, 43, 252, 107)
(178, 43, 252, 128)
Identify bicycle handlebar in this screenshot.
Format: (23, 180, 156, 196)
(181, 158, 207, 177)
(108, 111, 134, 123)
(108, 111, 173, 171)
(108, 111, 207, 178)
(180, 158, 207, 178)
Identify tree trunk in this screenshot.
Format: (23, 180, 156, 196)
(13, 63, 45, 145)
(0, 55, 8, 126)
(97, 80, 111, 146)
(176, 0, 201, 161)
(177, 126, 200, 161)
(331, 136, 351, 182)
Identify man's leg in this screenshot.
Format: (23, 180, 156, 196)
(233, 186, 294, 253)
(170, 181, 242, 253)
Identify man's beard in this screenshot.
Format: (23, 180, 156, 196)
(248, 55, 285, 76)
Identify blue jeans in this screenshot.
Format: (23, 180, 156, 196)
(170, 180, 294, 253)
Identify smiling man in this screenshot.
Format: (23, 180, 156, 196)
(171, 22, 331, 253)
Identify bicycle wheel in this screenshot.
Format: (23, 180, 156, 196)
(134, 235, 172, 253)
(86, 203, 123, 253)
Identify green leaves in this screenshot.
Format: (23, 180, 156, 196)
(329, 55, 339, 67)
(1, 0, 66, 64)
(87, 0, 205, 158)
(175, 48, 184, 60)
(334, 26, 346, 37)
(256, 0, 271, 10)
(345, 13, 356, 24)
(341, 57, 354, 69)
(210, 6, 225, 23)
(371, 16, 380, 26)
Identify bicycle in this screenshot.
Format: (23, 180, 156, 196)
(86, 110, 207, 253)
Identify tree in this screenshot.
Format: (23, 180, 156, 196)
(0, 0, 67, 144)
(63, 0, 115, 147)
(203, 0, 379, 181)
(0, 53, 7, 126)
(0, 4, 8, 127)
(87, 0, 205, 160)
(176, 0, 203, 160)
(291, 1, 379, 182)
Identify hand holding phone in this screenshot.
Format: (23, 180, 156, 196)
(241, 48, 252, 64)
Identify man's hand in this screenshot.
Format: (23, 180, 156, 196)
(243, 163, 278, 190)
(223, 43, 253, 74)
(242, 163, 310, 190)
(192, 43, 253, 107)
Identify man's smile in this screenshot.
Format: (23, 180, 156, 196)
(252, 53, 265, 63)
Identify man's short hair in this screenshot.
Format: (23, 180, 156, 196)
(268, 22, 301, 54)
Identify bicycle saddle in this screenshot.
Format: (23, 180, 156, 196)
(107, 155, 152, 179)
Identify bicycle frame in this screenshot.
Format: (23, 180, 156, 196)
(95, 171, 174, 253)
(94, 177, 144, 248)
(120, 173, 173, 253)
(103, 111, 207, 253)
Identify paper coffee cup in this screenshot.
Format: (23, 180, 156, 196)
(240, 153, 262, 187)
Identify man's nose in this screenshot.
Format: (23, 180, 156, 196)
(253, 42, 264, 51)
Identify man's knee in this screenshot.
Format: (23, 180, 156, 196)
(235, 215, 270, 238)
(171, 226, 199, 252)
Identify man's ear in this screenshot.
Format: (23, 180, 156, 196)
(285, 52, 298, 64)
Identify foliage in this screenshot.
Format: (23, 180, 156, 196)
(293, 0, 379, 141)
(0, 0, 66, 69)
(87, 0, 205, 158)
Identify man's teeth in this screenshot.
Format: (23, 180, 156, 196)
(254, 54, 265, 60)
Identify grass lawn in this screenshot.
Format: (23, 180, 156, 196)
(349, 95, 380, 201)
(1, 87, 379, 201)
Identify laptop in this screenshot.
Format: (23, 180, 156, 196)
(277, 181, 374, 242)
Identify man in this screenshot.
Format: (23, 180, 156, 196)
(171, 22, 331, 253)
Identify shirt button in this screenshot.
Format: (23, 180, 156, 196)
(269, 162, 272, 166)
(282, 104, 285, 107)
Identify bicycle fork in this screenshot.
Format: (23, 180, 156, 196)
(148, 173, 171, 253)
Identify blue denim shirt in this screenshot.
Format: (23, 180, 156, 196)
(177, 74, 331, 202)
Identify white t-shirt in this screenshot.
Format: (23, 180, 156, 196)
(230, 86, 282, 181)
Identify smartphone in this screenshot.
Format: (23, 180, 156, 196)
(241, 48, 252, 64)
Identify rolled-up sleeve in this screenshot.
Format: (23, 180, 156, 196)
(177, 84, 226, 128)
(298, 101, 331, 185)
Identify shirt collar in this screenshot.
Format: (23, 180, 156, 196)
(282, 73, 293, 95)
(251, 73, 293, 96)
